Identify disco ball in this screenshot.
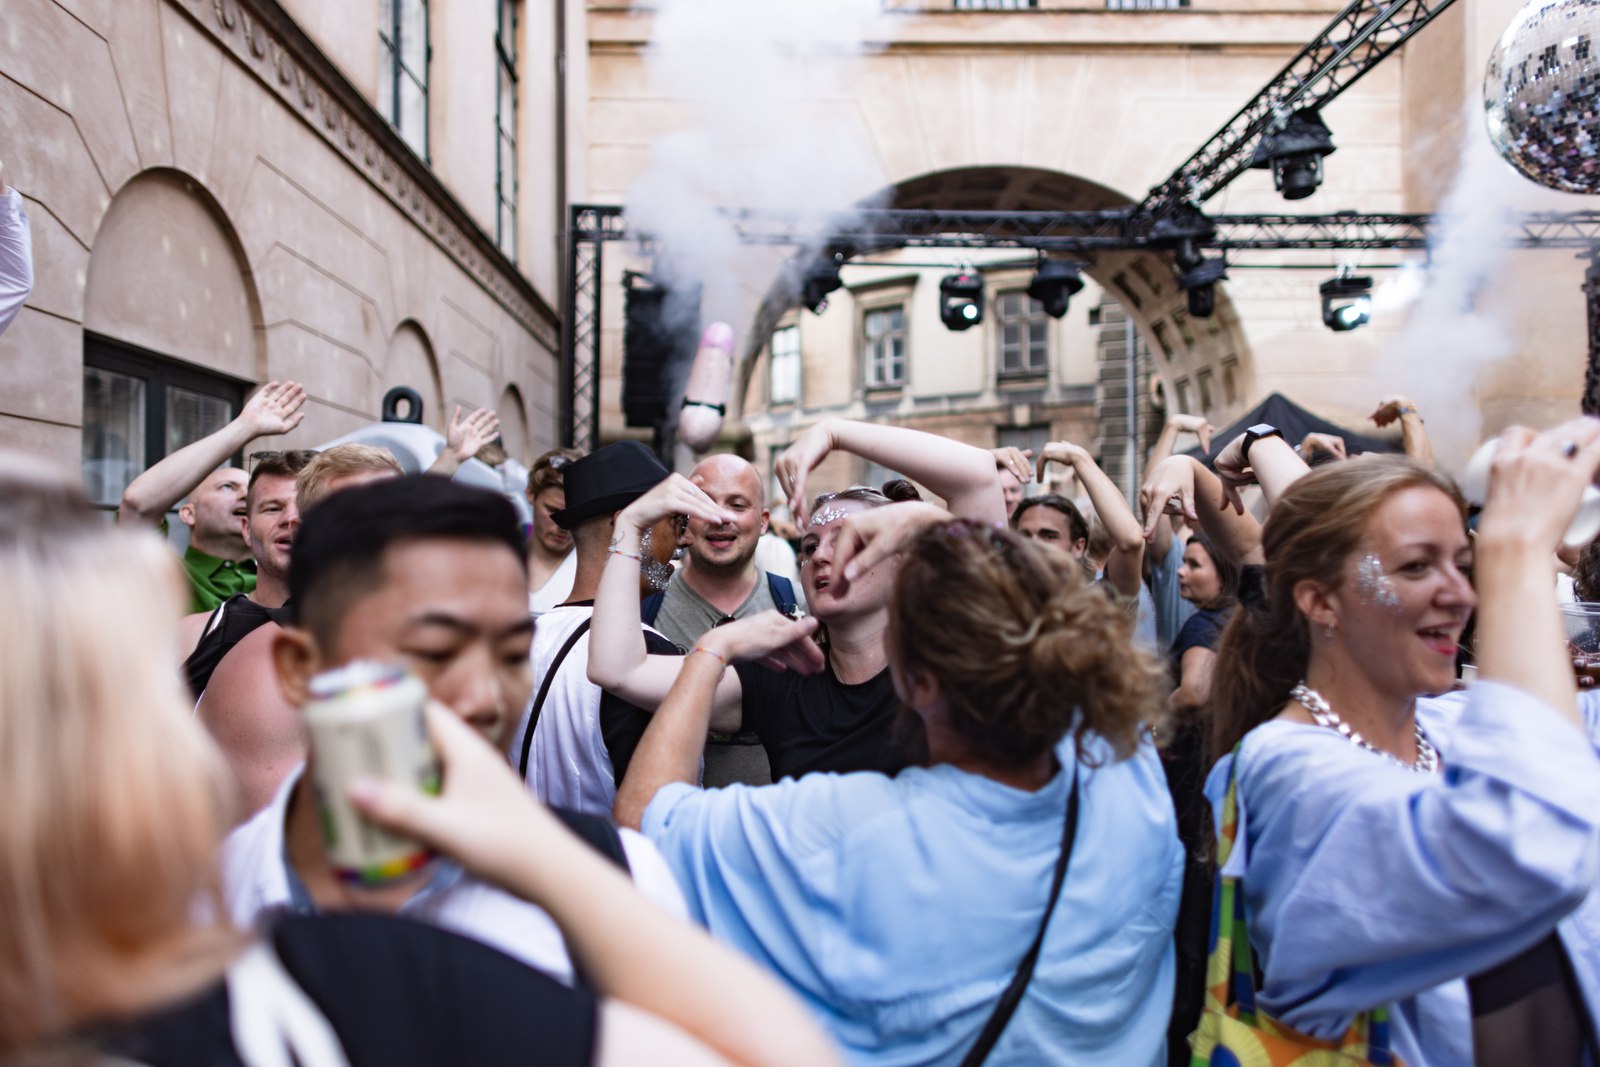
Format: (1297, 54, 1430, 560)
(1484, 0, 1600, 193)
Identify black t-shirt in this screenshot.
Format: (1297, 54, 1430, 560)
(733, 658, 924, 780)
(1170, 605, 1232, 672)
(96, 912, 597, 1067)
(601, 630, 683, 786)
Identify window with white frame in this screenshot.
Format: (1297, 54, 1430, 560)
(996, 290, 1050, 377)
(378, 0, 430, 159)
(862, 305, 906, 388)
(769, 324, 801, 405)
(495, 0, 517, 259)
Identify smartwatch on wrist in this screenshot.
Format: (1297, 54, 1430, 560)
(1241, 423, 1283, 464)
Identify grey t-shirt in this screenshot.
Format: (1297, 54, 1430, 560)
(652, 570, 800, 651)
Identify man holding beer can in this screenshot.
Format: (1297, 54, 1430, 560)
(220, 475, 687, 983)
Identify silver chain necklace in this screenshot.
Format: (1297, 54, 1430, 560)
(1289, 682, 1439, 774)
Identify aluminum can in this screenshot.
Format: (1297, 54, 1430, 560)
(303, 661, 439, 885)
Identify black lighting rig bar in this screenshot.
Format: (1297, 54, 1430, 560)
(1137, 0, 1461, 218)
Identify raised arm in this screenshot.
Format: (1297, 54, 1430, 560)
(354, 705, 842, 1067)
(1036, 440, 1144, 598)
(1140, 455, 1264, 568)
(1145, 414, 1214, 565)
(118, 381, 307, 526)
(426, 405, 501, 478)
(614, 612, 822, 831)
(1371, 394, 1434, 469)
(1211, 431, 1311, 515)
(775, 417, 1005, 525)
(586, 475, 746, 732)
(0, 164, 33, 337)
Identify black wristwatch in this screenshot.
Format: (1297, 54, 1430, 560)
(1241, 423, 1283, 463)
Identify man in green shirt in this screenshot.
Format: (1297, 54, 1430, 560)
(118, 380, 307, 613)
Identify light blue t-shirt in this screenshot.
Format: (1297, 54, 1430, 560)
(1208, 682, 1600, 1067)
(644, 735, 1183, 1066)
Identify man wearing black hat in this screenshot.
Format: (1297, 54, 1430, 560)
(510, 441, 689, 816)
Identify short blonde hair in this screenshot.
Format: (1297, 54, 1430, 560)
(0, 456, 238, 1053)
(296, 443, 403, 512)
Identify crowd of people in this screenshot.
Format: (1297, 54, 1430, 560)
(3, 372, 1599, 1067)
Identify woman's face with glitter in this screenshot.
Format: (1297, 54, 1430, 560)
(798, 498, 894, 620)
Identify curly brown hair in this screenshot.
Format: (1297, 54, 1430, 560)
(888, 521, 1166, 767)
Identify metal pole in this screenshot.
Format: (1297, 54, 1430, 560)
(1584, 250, 1600, 417)
(1124, 306, 1139, 504)
(560, 203, 581, 448)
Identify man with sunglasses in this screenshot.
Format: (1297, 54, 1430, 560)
(117, 379, 308, 613)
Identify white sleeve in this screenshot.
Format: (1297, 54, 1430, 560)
(618, 825, 691, 922)
(0, 190, 33, 336)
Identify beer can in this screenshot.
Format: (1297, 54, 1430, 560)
(303, 661, 440, 885)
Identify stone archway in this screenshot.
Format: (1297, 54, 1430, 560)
(383, 320, 444, 431)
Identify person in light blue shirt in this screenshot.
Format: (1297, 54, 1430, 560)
(1206, 433, 1600, 1067)
(615, 502, 1183, 1067)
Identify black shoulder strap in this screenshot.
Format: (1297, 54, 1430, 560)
(959, 752, 1081, 1067)
(549, 807, 632, 874)
(640, 591, 665, 624)
(766, 572, 797, 615)
(518, 619, 593, 780)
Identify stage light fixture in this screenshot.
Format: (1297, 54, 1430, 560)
(1027, 259, 1085, 319)
(801, 259, 843, 314)
(1249, 108, 1336, 201)
(1177, 257, 1228, 319)
(1320, 274, 1373, 332)
(940, 271, 985, 331)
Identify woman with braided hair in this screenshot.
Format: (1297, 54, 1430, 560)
(613, 502, 1183, 1066)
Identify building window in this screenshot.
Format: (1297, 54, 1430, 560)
(1107, 0, 1189, 9)
(379, 0, 430, 160)
(862, 305, 906, 388)
(81, 336, 245, 513)
(769, 324, 801, 405)
(495, 0, 518, 259)
(954, 0, 1037, 7)
(1221, 357, 1239, 405)
(1197, 368, 1215, 413)
(996, 290, 1050, 378)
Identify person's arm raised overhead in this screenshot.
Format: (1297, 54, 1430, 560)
(774, 417, 1005, 525)
(613, 611, 822, 831)
(353, 705, 842, 1067)
(1211, 429, 1311, 516)
(1140, 455, 1264, 567)
(426, 405, 501, 478)
(1146, 413, 1214, 565)
(118, 381, 307, 527)
(1371, 394, 1434, 469)
(1036, 440, 1145, 598)
(585, 474, 747, 732)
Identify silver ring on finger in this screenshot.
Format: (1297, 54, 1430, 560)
(1564, 440, 1580, 459)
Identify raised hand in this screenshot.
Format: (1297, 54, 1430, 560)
(1034, 440, 1092, 483)
(1299, 432, 1348, 462)
(699, 611, 825, 676)
(1167, 413, 1215, 454)
(991, 446, 1034, 485)
(1139, 455, 1200, 538)
(1369, 395, 1416, 428)
(446, 405, 501, 462)
(774, 421, 837, 525)
(617, 472, 731, 536)
(1210, 434, 1254, 516)
(829, 501, 953, 593)
(1479, 419, 1600, 553)
(240, 380, 307, 438)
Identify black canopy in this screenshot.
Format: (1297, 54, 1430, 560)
(1181, 392, 1399, 463)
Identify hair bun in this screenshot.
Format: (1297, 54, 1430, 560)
(881, 478, 923, 503)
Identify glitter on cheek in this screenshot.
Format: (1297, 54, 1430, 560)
(809, 506, 850, 530)
(1355, 553, 1402, 611)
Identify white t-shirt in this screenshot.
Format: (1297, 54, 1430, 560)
(222, 765, 689, 985)
(527, 552, 577, 617)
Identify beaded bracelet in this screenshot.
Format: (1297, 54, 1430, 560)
(608, 546, 642, 562)
(691, 646, 728, 666)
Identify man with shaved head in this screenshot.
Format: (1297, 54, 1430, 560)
(647, 453, 803, 651)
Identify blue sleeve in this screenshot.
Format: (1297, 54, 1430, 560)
(1224, 681, 1600, 1036)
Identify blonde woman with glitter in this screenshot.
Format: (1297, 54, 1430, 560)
(1205, 429, 1600, 1067)
(586, 418, 1006, 780)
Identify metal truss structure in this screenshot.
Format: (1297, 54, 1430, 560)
(1138, 0, 1462, 216)
(562, 204, 1600, 447)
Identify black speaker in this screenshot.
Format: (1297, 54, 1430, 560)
(622, 276, 699, 429)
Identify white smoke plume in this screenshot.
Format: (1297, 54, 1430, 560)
(624, 0, 889, 420)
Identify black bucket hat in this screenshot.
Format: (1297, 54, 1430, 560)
(549, 440, 670, 530)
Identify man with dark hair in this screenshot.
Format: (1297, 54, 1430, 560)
(222, 476, 686, 980)
(515, 441, 690, 816)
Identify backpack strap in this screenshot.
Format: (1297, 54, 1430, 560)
(766, 572, 797, 616)
(517, 619, 592, 780)
(549, 807, 632, 874)
(959, 749, 1080, 1066)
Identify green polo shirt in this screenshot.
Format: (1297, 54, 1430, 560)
(182, 545, 257, 614)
